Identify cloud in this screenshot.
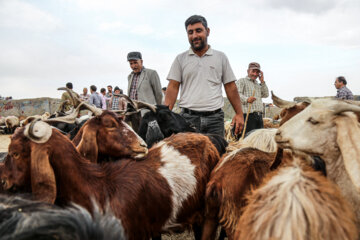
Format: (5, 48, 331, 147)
(0, 0, 61, 31)
(266, 0, 338, 14)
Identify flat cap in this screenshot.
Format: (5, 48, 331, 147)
(127, 52, 142, 61)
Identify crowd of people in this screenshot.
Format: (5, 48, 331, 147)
(61, 14, 354, 138)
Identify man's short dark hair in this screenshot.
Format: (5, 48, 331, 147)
(185, 15, 208, 29)
(100, 88, 106, 93)
(107, 85, 112, 88)
(66, 82, 73, 89)
(337, 76, 347, 85)
(90, 85, 97, 92)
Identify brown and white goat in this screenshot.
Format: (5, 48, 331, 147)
(202, 147, 292, 239)
(235, 158, 357, 240)
(1, 121, 219, 240)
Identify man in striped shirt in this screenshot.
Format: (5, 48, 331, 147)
(236, 62, 269, 135)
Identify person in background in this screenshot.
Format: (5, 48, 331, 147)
(89, 85, 102, 108)
(106, 85, 113, 98)
(127, 51, 163, 112)
(60, 82, 80, 111)
(165, 15, 244, 136)
(80, 87, 90, 102)
(236, 62, 269, 135)
(100, 88, 107, 110)
(109, 86, 127, 110)
(334, 76, 354, 100)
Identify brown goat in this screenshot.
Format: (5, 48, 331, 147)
(202, 148, 292, 239)
(234, 159, 357, 240)
(72, 111, 148, 162)
(1, 122, 219, 240)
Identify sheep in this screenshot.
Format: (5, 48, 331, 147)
(4, 116, 20, 134)
(1, 121, 220, 240)
(275, 98, 360, 229)
(0, 194, 125, 240)
(234, 157, 357, 240)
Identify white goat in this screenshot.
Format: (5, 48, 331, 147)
(276, 99, 360, 229)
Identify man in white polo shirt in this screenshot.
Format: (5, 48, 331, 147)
(164, 15, 244, 136)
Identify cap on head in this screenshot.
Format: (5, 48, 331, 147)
(127, 52, 142, 61)
(248, 62, 261, 70)
(114, 86, 120, 92)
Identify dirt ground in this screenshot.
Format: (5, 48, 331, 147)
(0, 134, 11, 152)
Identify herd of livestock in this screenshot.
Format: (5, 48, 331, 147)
(0, 88, 360, 240)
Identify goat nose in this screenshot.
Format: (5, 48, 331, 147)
(140, 142, 147, 148)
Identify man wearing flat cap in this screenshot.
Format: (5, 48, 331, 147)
(127, 51, 163, 113)
(236, 62, 269, 135)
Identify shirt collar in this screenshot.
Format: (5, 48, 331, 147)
(246, 76, 257, 83)
(188, 45, 213, 56)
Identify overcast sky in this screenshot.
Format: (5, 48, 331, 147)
(0, 0, 359, 102)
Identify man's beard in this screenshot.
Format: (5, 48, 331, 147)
(191, 38, 206, 51)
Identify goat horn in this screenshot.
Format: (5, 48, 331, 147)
(78, 101, 103, 116)
(271, 91, 297, 108)
(117, 94, 157, 113)
(332, 100, 360, 115)
(57, 87, 82, 108)
(24, 120, 53, 143)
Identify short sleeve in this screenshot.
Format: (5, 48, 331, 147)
(167, 56, 182, 83)
(222, 54, 237, 84)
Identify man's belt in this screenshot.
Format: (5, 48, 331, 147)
(183, 108, 222, 117)
(249, 112, 263, 116)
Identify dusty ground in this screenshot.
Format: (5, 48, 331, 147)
(0, 134, 11, 152)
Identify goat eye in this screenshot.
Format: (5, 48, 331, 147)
(307, 117, 319, 125)
(12, 153, 19, 159)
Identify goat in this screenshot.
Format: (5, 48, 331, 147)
(234, 157, 357, 240)
(1, 121, 220, 240)
(0, 194, 125, 240)
(276, 99, 360, 230)
(227, 128, 278, 153)
(72, 110, 148, 162)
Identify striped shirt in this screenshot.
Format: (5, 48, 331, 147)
(236, 76, 269, 113)
(336, 86, 354, 100)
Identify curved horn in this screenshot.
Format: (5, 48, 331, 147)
(24, 120, 53, 143)
(271, 91, 297, 108)
(78, 101, 103, 116)
(57, 87, 81, 108)
(118, 94, 157, 113)
(332, 101, 360, 115)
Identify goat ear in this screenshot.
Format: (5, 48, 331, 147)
(30, 144, 56, 203)
(76, 125, 98, 163)
(335, 115, 360, 192)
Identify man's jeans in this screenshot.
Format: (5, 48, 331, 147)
(181, 110, 225, 137)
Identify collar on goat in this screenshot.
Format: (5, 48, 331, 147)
(24, 120, 52, 143)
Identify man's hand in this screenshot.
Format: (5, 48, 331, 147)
(231, 113, 244, 136)
(259, 70, 264, 83)
(247, 96, 256, 103)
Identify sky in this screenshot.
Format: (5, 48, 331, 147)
(0, 0, 359, 102)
